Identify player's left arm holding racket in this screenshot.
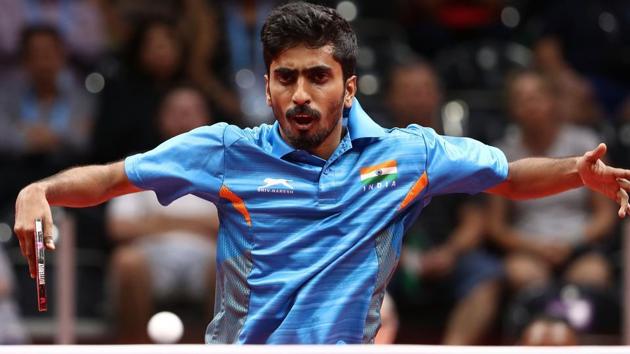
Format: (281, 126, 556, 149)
(13, 161, 141, 279)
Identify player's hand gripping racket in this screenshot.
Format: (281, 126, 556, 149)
(34, 219, 47, 312)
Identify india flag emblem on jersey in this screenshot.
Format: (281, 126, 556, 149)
(360, 160, 398, 185)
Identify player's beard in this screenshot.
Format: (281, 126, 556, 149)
(274, 93, 345, 151)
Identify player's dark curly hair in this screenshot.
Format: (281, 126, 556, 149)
(261, 1, 358, 81)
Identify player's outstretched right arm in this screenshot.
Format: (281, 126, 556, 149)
(14, 161, 141, 278)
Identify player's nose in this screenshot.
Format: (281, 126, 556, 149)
(292, 77, 311, 106)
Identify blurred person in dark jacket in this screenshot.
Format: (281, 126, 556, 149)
(95, 0, 240, 120)
(387, 60, 503, 345)
(92, 17, 186, 164)
(212, 0, 280, 126)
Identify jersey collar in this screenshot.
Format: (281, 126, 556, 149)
(346, 98, 386, 141)
(270, 98, 385, 159)
(270, 121, 296, 159)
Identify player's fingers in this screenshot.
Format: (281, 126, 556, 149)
(618, 188, 629, 218)
(44, 235, 55, 250)
(586, 143, 607, 163)
(17, 234, 28, 273)
(618, 178, 630, 190)
(617, 187, 628, 204)
(614, 168, 630, 180)
(44, 214, 55, 251)
(13, 221, 35, 278)
(14, 227, 26, 259)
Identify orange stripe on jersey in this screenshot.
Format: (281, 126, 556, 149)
(399, 172, 428, 210)
(219, 185, 252, 227)
(359, 160, 397, 176)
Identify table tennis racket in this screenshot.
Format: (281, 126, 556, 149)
(34, 218, 47, 312)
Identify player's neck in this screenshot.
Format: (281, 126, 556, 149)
(308, 122, 345, 160)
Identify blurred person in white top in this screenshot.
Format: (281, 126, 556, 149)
(106, 85, 219, 343)
(489, 70, 617, 292)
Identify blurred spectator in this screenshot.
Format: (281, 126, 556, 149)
(96, 0, 210, 48)
(106, 85, 219, 343)
(92, 17, 186, 164)
(0, 245, 28, 344)
(0, 0, 106, 70)
(534, 39, 605, 127)
(533, 0, 630, 118)
(386, 60, 502, 345)
(187, 0, 240, 120)
(385, 60, 442, 129)
(505, 283, 620, 342)
(519, 315, 578, 346)
(0, 24, 94, 204)
(214, 0, 277, 125)
(488, 70, 617, 293)
(95, 0, 240, 120)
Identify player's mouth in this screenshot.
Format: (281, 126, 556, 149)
(292, 114, 317, 130)
(286, 105, 321, 131)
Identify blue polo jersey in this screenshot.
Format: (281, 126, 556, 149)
(124, 99, 508, 344)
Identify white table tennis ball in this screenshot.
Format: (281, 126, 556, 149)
(147, 311, 184, 344)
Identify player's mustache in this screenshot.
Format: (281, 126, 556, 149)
(286, 105, 321, 120)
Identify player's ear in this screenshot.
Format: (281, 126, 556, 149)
(344, 75, 357, 108)
(265, 74, 272, 106)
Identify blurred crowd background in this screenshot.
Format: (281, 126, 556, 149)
(0, 0, 629, 345)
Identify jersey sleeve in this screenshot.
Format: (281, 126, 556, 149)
(421, 127, 508, 196)
(124, 123, 228, 205)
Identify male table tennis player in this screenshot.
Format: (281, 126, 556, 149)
(13, 1, 630, 344)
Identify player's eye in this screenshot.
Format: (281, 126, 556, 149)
(310, 71, 329, 84)
(276, 71, 296, 85)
